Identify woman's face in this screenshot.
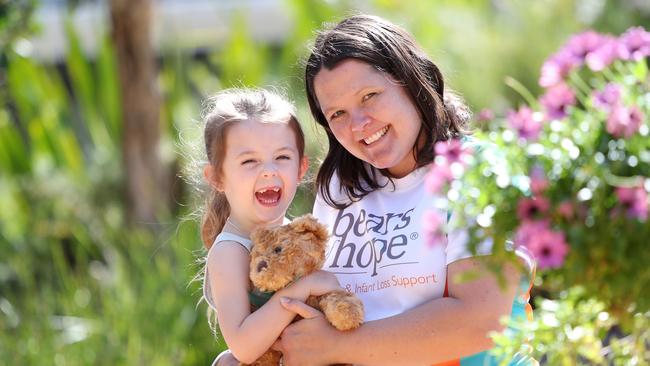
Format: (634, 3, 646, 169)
(313, 59, 423, 178)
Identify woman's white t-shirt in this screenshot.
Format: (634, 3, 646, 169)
(312, 164, 492, 322)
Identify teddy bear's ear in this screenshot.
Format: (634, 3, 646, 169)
(290, 214, 329, 242)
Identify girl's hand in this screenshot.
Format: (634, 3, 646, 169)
(303, 270, 342, 297)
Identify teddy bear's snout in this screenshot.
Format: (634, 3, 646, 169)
(256, 260, 268, 272)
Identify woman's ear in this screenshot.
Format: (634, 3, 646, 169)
(203, 164, 223, 191)
(298, 156, 309, 180)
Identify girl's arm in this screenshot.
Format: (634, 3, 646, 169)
(277, 256, 522, 366)
(207, 241, 340, 364)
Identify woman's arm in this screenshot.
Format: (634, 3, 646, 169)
(277, 256, 521, 366)
(207, 241, 341, 364)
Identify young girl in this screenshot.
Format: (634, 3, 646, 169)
(198, 89, 341, 365)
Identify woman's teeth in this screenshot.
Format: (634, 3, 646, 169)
(363, 126, 389, 145)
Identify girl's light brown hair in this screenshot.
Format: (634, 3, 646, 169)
(200, 89, 305, 249)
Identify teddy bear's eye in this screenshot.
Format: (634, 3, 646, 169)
(274, 246, 282, 254)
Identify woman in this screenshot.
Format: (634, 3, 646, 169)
(216, 14, 535, 366)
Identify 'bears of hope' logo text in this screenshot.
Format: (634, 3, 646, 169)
(326, 207, 416, 276)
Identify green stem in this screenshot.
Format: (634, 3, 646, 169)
(504, 76, 539, 108)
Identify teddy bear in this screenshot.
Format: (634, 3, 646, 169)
(242, 214, 364, 366)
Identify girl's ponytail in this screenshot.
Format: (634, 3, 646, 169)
(201, 190, 230, 249)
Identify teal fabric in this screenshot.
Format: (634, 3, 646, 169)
(248, 288, 275, 309)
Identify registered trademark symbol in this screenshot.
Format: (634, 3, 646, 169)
(410, 232, 419, 240)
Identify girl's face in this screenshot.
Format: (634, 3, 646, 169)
(313, 59, 423, 178)
(207, 119, 307, 231)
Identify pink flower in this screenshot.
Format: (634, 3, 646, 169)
(615, 185, 649, 221)
(557, 201, 575, 220)
(517, 197, 550, 221)
(422, 210, 446, 247)
(507, 107, 544, 141)
(564, 30, 609, 62)
(539, 50, 578, 87)
(514, 220, 550, 248)
(529, 165, 549, 195)
(540, 82, 576, 120)
(425, 163, 453, 194)
(592, 83, 622, 111)
(586, 35, 619, 71)
(514, 220, 569, 269)
(617, 26, 650, 61)
(526, 227, 569, 270)
(477, 108, 495, 122)
(606, 105, 644, 138)
(434, 139, 471, 165)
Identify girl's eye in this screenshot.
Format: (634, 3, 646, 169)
(362, 92, 377, 102)
(241, 159, 256, 165)
(276, 155, 291, 160)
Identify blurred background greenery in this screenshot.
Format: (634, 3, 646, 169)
(1, 0, 648, 365)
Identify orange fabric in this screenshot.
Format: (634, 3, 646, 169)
(432, 359, 461, 366)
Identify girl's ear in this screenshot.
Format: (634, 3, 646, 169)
(298, 156, 309, 180)
(203, 164, 223, 191)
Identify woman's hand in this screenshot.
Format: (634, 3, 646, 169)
(276, 297, 341, 366)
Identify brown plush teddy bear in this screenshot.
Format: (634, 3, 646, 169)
(243, 214, 364, 366)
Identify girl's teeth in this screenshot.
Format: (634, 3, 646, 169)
(364, 126, 388, 144)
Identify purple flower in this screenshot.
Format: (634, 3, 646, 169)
(606, 105, 644, 138)
(539, 50, 578, 88)
(422, 210, 446, 247)
(529, 165, 549, 195)
(540, 82, 576, 120)
(617, 26, 650, 61)
(586, 36, 619, 71)
(507, 107, 544, 141)
(434, 139, 471, 165)
(517, 197, 550, 221)
(592, 83, 622, 111)
(615, 185, 648, 221)
(425, 163, 453, 194)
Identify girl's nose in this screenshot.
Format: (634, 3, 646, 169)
(262, 164, 278, 178)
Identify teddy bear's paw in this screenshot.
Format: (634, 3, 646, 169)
(319, 290, 364, 331)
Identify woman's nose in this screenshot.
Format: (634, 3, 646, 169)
(350, 111, 372, 132)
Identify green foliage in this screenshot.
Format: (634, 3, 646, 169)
(2, 0, 650, 364)
(492, 287, 650, 365)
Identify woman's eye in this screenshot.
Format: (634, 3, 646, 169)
(362, 92, 376, 102)
(330, 110, 344, 121)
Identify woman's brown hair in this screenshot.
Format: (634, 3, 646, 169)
(305, 14, 471, 208)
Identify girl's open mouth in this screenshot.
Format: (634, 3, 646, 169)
(255, 187, 282, 206)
